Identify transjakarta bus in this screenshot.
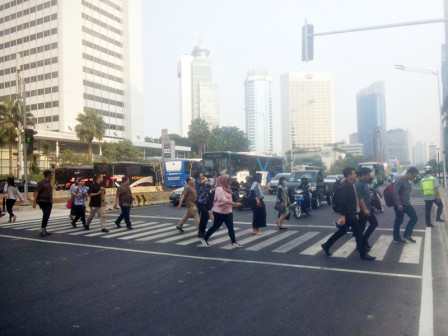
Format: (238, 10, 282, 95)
(357, 162, 386, 185)
(164, 159, 202, 188)
(93, 162, 158, 188)
(202, 152, 283, 185)
(55, 166, 94, 190)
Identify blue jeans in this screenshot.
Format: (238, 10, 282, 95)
(393, 204, 418, 240)
(116, 205, 131, 227)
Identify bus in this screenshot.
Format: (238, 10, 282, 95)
(55, 166, 94, 190)
(202, 152, 283, 185)
(93, 162, 158, 188)
(358, 162, 386, 185)
(164, 159, 202, 188)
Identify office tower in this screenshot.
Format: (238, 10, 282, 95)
(280, 71, 334, 154)
(245, 69, 273, 153)
(0, 0, 144, 141)
(338, 143, 364, 156)
(349, 132, 359, 144)
(414, 141, 426, 166)
(356, 81, 386, 161)
(385, 128, 410, 165)
(178, 43, 219, 136)
(427, 143, 437, 162)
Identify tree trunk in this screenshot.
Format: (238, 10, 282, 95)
(198, 143, 203, 158)
(88, 141, 92, 160)
(8, 142, 13, 176)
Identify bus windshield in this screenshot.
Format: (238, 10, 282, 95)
(164, 159, 201, 188)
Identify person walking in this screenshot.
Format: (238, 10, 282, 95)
(4, 177, 23, 223)
(33, 170, 54, 237)
(176, 176, 200, 233)
(200, 174, 242, 247)
(86, 175, 108, 233)
(355, 167, 379, 250)
(276, 176, 290, 229)
(250, 173, 266, 235)
(321, 167, 376, 261)
(421, 168, 444, 227)
(71, 179, 89, 230)
(113, 176, 134, 230)
(194, 172, 213, 238)
(392, 167, 419, 243)
(68, 178, 80, 220)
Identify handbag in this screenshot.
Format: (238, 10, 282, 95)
(274, 201, 285, 212)
(66, 201, 72, 209)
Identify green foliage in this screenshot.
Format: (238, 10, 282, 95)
(75, 109, 106, 158)
(96, 140, 140, 162)
(59, 149, 92, 167)
(28, 153, 40, 175)
(160, 134, 191, 147)
(329, 154, 371, 174)
(188, 118, 211, 157)
(207, 126, 250, 152)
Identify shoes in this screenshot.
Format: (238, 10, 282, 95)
(176, 226, 184, 233)
(197, 232, 204, 238)
(360, 254, 376, 261)
(403, 236, 416, 243)
(115, 222, 122, 228)
(101, 229, 109, 233)
(0, 213, 5, 217)
(126, 226, 133, 230)
(12, 215, 16, 222)
(252, 231, 261, 235)
(83, 225, 90, 231)
(40, 229, 52, 237)
(321, 243, 332, 256)
(393, 238, 407, 244)
(231, 242, 243, 247)
(71, 222, 77, 228)
(426, 224, 434, 228)
(436, 218, 445, 222)
(200, 238, 211, 247)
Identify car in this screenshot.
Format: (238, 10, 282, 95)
(388, 172, 404, 184)
(286, 170, 331, 209)
(323, 175, 342, 184)
(169, 187, 184, 206)
(268, 173, 291, 195)
(0, 179, 38, 193)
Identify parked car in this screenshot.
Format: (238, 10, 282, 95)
(286, 170, 331, 209)
(169, 187, 184, 206)
(268, 173, 291, 195)
(0, 179, 38, 193)
(323, 175, 342, 184)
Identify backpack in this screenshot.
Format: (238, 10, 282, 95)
(206, 188, 216, 210)
(332, 178, 343, 213)
(383, 184, 395, 207)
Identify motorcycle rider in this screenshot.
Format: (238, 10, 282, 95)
(296, 176, 312, 211)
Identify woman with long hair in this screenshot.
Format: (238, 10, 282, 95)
(250, 173, 266, 234)
(68, 178, 80, 220)
(276, 176, 290, 229)
(5, 177, 23, 223)
(200, 174, 242, 247)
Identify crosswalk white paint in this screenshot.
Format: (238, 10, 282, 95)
(119, 224, 187, 240)
(136, 226, 185, 241)
(246, 231, 297, 251)
(399, 236, 423, 264)
(370, 235, 393, 261)
(197, 229, 254, 247)
(272, 232, 319, 253)
(102, 222, 159, 238)
(177, 228, 240, 246)
(331, 238, 357, 258)
(156, 230, 199, 243)
(221, 230, 276, 249)
(300, 233, 334, 256)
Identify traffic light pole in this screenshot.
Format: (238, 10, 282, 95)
(21, 75, 30, 205)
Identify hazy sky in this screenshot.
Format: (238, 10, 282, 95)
(142, 0, 445, 153)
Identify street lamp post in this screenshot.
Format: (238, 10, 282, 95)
(395, 64, 447, 187)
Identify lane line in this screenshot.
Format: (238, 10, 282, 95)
(0, 234, 422, 279)
(273, 232, 319, 253)
(300, 233, 333, 255)
(399, 236, 423, 264)
(332, 238, 357, 258)
(246, 231, 297, 251)
(418, 227, 433, 336)
(369, 235, 393, 261)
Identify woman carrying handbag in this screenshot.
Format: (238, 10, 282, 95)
(276, 176, 290, 229)
(4, 177, 23, 223)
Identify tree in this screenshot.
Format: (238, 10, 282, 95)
(207, 126, 250, 152)
(329, 154, 370, 174)
(40, 141, 52, 169)
(58, 149, 91, 167)
(75, 109, 106, 159)
(97, 140, 140, 162)
(188, 118, 211, 157)
(0, 98, 34, 175)
(158, 133, 191, 147)
(28, 153, 40, 174)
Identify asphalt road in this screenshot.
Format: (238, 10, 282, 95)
(1, 186, 447, 336)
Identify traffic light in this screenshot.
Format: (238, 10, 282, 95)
(24, 128, 37, 155)
(302, 22, 314, 62)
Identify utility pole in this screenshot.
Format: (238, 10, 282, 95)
(16, 55, 23, 179)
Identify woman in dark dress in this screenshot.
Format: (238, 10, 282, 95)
(250, 173, 266, 235)
(277, 176, 290, 229)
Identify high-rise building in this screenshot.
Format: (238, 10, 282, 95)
(356, 82, 386, 161)
(427, 142, 438, 162)
(178, 44, 219, 136)
(414, 141, 426, 166)
(245, 69, 272, 153)
(338, 143, 364, 156)
(0, 0, 144, 142)
(280, 71, 334, 154)
(349, 132, 359, 145)
(385, 128, 410, 165)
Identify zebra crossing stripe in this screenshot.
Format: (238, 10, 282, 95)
(399, 236, 423, 264)
(119, 224, 187, 240)
(156, 230, 200, 243)
(25, 221, 75, 231)
(369, 235, 393, 261)
(136, 226, 184, 241)
(11, 219, 68, 229)
(246, 231, 297, 251)
(54, 221, 146, 234)
(0, 216, 67, 227)
(101, 222, 158, 238)
(197, 229, 253, 247)
(331, 238, 357, 258)
(69, 221, 118, 235)
(221, 230, 276, 249)
(300, 233, 333, 255)
(134, 228, 189, 242)
(273, 232, 319, 253)
(177, 228, 239, 246)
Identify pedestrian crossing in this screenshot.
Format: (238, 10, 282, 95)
(0, 216, 424, 264)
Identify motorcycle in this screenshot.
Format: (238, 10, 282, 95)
(369, 188, 383, 212)
(237, 188, 252, 211)
(292, 188, 312, 218)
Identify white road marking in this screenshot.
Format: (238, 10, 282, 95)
(177, 228, 238, 246)
(197, 229, 253, 247)
(133, 229, 187, 242)
(273, 232, 319, 253)
(102, 222, 160, 238)
(120, 224, 186, 240)
(369, 235, 393, 261)
(332, 238, 357, 258)
(221, 230, 276, 249)
(300, 233, 333, 255)
(0, 234, 422, 279)
(418, 227, 433, 336)
(399, 236, 423, 264)
(136, 226, 184, 241)
(156, 230, 199, 243)
(246, 231, 297, 251)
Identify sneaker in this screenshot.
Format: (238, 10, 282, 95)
(360, 253, 376, 261)
(321, 243, 332, 256)
(393, 238, 407, 244)
(176, 226, 184, 233)
(426, 224, 434, 228)
(231, 242, 243, 247)
(44, 230, 52, 236)
(403, 236, 416, 243)
(200, 238, 210, 247)
(83, 225, 90, 231)
(115, 222, 122, 228)
(101, 229, 109, 233)
(436, 218, 445, 222)
(126, 226, 133, 230)
(40, 229, 47, 237)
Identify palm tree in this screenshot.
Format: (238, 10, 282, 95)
(0, 98, 33, 175)
(188, 118, 211, 158)
(75, 109, 106, 160)
(40, 141, 51, 169)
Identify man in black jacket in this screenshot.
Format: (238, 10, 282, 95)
(321, 167, 376, 261)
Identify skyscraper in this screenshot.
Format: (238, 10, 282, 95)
(280, 71, 334, 154)
(178, 44, 219, 136)
(0, 0, 144, 141)
(245, 69, 272, 153)
(356, 81, 386, 161)
(414, 141, 426, 166)
(385, 128, 410, 165)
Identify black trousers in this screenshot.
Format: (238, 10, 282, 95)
(38, 201, 52, 229)
(6, 199, 16, 219)
(325, 213, 366, 256)
(197, 203, 210, 237)
(358, 211, 378, 245)
(252, 199, 267, 229)
(204, 212, 236, 244)
(425, 199, 443, 225)
(72, 205, 86, 226)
